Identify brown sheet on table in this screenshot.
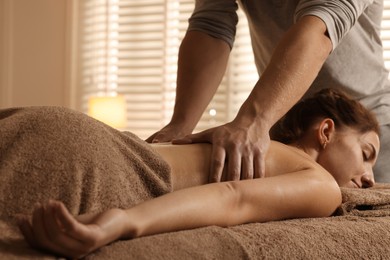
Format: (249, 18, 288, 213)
(0, 107, 389, 259)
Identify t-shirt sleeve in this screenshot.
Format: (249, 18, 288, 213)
(294, 0, 375, 50)
(187, 0, 239, 49)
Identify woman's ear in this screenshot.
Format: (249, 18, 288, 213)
(317, 118, 335, 149)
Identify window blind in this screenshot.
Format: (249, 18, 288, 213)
(77, 0, 390, 139)
(382, 0, 390, 69)
(77, 0, 257, 139)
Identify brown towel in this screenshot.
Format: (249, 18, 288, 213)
(337, 184, 390, 217)
(0, 106, 389, 259)
(0, 106, 172, 221)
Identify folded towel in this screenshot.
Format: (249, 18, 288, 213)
(337, 184, 390, 217)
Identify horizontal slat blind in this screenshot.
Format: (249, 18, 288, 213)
(382, 1, 390, 70)
(117, 0, 165, 134)
(78, 1, 390, 139)
(78, 0, 258, 139)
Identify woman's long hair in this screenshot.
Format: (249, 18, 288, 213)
(271, 88, 380, 144)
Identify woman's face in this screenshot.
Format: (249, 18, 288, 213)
(316, 129, 380, 188)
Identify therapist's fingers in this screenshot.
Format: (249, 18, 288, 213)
(172, 128, 214, 144)
(173, 128, 228, 182)
(209, 144, 226, 182)
(227, 147, 241, 181)
(241, 154, 254, 180)
(146, 131, 176, 143)
(173, 125, 266, 181)
(255, 150, 266, 178)
(147, 124, 192, 144)
(252, 140, 267, 178)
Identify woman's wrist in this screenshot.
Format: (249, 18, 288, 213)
(118, 209, 142, 240)
(92, 208, 135, 243)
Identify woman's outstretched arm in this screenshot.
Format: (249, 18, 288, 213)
(18, 163, 341, 259)
(124, 168, 341, 237)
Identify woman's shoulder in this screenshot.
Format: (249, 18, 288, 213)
(266, 140, 329, 178)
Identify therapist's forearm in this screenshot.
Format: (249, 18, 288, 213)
(170, 31, 230, 133)
(235, 16, 332, 129)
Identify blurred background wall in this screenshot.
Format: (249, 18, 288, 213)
(0, 0, 75, 108)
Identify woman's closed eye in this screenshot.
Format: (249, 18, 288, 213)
(362, 151, 369, 161)
(362, 144, 377, 163)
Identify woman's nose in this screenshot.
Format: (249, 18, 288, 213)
(361, 172, 375, 188)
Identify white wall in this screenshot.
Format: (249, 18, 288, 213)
(0, 0, 75, 108)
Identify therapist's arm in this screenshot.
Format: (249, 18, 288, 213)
(146, 31, 230, 143)
(185, 15, 332, 182)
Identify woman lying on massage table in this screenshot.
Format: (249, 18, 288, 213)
(18, 88, 380, 259)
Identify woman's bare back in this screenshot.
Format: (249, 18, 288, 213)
(151, 141, 325, 191)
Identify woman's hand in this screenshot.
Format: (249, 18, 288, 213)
(18, 200, 127, 259)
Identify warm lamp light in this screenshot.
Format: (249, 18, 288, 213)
(88, 95, 127, 128)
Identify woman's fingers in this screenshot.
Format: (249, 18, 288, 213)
(46, 201, 97, 257)
(51, 201, 78, 233)
(42, 201, 84, 245)
(18, 216, 39, 248)
(31, 203, 54, 249)
(19, 203, 70, 256)
(53, 201, 97, 242)
(18, 201, 96, 258)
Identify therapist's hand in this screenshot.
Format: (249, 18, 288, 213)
(173, 121, 270, 182)
(146, 123, 191, 144)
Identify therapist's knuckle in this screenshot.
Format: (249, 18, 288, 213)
(212, 157, 225, 169)
(229, 167, 241, 181)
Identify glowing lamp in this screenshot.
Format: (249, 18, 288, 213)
(88, 95, 127, 128)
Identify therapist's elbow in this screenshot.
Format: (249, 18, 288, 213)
(298, 15, 333, 59)
(318, 31, 333, 59)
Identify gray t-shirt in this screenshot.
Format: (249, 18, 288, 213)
(188, 0, 390, 125)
